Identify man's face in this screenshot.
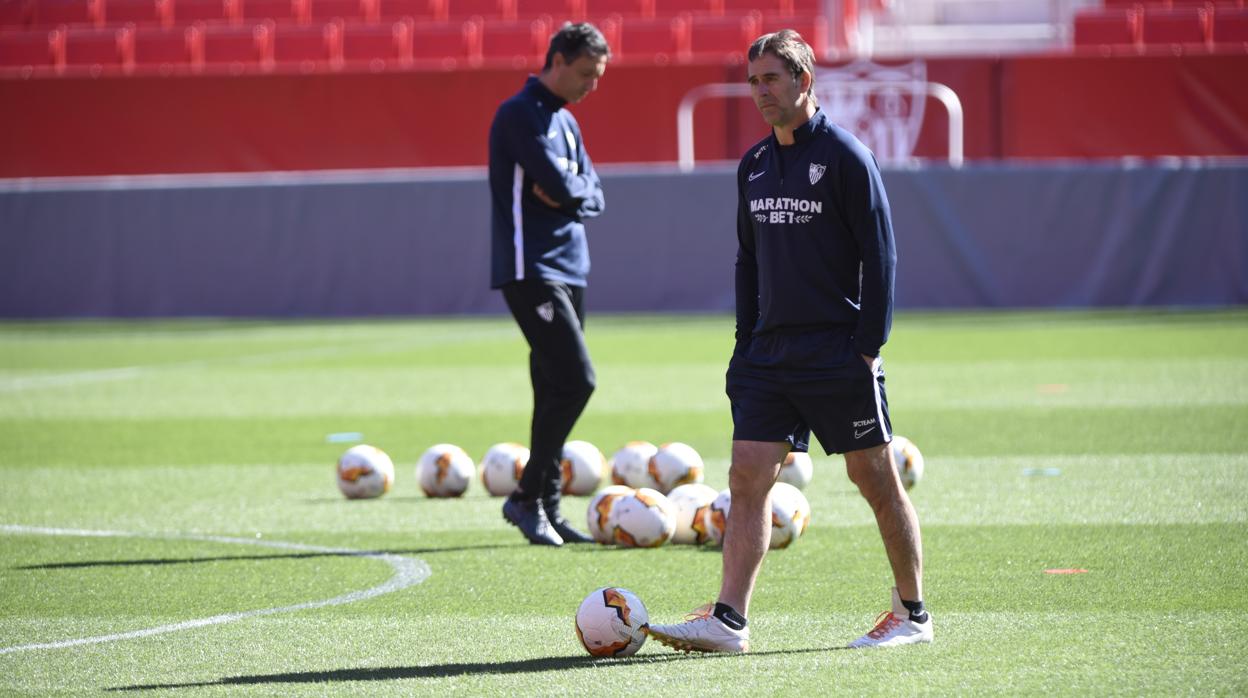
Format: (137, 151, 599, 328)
(550, 53, 607, 104)
(747, 52, 807, 128)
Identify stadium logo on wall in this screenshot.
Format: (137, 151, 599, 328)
(808, 163, 826, 185)
(817, 59, 927, 164)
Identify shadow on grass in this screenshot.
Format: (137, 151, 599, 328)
(109, 646, 847, 691)
(15, 544, 518, 571)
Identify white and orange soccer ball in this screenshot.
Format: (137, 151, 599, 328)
(667, 482, 718, 545)
(480, 442, 529, 497)
(769, 482, 812, 549)
(574, 586, 649, 658)
(646, 441, 705, 494)
(586, 485, 634, 545)
(336, 444, 395, 499)
(891, 435, 925, 490)
(561, 440, 606, 496)
(704, 488, 732, 547)
(610, 441, 657, 489)
(416, 444, 474, 498)
(776, 451, 813, 490)
(612, 488, 676, 548)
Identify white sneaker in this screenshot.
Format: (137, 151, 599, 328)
(646, 604, 750, 653)
(847, 587, 933, 649)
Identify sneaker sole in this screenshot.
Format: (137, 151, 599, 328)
(646, 628, 748, 654)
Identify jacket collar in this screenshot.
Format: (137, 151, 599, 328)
(524, 75, 567, 112)
(773, 107, 827, 147)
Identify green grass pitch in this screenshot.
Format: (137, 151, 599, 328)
(1, 309, 1246, 695)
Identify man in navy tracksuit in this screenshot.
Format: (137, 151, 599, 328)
(648, 30, 933, 651)
(488, 23, 608, 547)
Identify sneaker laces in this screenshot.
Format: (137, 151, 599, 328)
(865, 611, 904, 639)
(683, 604, 715, 623)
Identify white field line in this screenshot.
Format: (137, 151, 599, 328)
(0, 524, 431, 655)
(0, 327, 517, 394)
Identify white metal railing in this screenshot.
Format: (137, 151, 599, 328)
(676, 80, 965, 172)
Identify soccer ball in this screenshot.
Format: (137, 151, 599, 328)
(667, 483, 718, 545)
(769, 482, 812, 549)
(562, 440, 606, 496)
(891, 435, 925, 490)
(776, 451, 813, 490)
(609, 441, 657, 489)
(703, 488, 732, 547)
(336, 444, 394, 499)
(646, 442, 705, 494)
(480, 442, 529, 497)
(416, 444, 475, 497)
(585, 485, 634, 545)
(574, 586, 649, 657)
(612, 488, 676, 548)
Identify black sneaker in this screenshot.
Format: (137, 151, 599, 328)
(544, 505, 594, 544)
(503, 497, 563, 546)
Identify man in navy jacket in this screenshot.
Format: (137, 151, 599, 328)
(488, 23, 608, 546)
(648, 29, 933, 651)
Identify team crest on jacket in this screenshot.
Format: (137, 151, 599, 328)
(536, 302, 555, 323)
(809, 163, 826, 185)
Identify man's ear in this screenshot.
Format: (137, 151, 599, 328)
(799, 70, 812, 95)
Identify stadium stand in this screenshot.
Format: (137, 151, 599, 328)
(341, 18, 413, 69)
(104, 0, 172, 26)
(179, 0, 242, 23)
(63, 24, 128, 67)
(376, 0, 446, 21)
(687, 13, 756, 61)
(478, 17, 549, 67)
(130, 24, 191, 67)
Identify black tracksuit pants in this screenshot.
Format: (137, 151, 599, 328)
(501, 278, 596, 508)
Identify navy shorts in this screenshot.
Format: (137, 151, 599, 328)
(725, 328, 892, 455)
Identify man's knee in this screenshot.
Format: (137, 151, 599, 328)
(729, 441, 787, 502)
(846, 445, 900, 507)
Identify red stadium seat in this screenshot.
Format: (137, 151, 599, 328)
(514, 0, 582, 21)
(309, 0, 372, 21)
(687, 13, 755, 62)
(0, 27, 64, 67)
(479, 17, 547, 67)
(409, 17, 477, 67)
(200, 21, 269, 70)
(1212, 7, 1248, 43)
(444, 0, 513, 19)
(103, 0, 172, 26)
(174, 0, 241, 23)
(241, 0, 308, 23)
(0, 0, 35, 29)
(652, 0, 719, 16)
(757, 11, 826, 56)
(611, 14, 687, 63)
(376, 0, 445, 21)
(271, 20, 337, 68)
(341, 18, 412, 69)
(131, 24, 191, 67)
(1141, 7, 1210, 46)
(584, 0, 651, 21)
(63, 25, 129, 67)
(1073, 8, 1141, 48)
(721, 0, 789, 17)
(31, 0, 103, 27)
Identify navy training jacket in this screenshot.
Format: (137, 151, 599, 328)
(488, 76, 605, 289)
(735, 108, 897, 357)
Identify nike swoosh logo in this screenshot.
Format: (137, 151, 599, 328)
(748, 171, 766, 181)
(854, 427, 876, 439)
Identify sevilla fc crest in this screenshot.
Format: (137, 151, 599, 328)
(809, 163, 826, 185)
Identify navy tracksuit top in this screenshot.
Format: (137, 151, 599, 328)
(735, 108, 897, 358)
(488, 76, 605, 289)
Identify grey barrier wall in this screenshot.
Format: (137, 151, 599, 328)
(1, 162, 1245, 317)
